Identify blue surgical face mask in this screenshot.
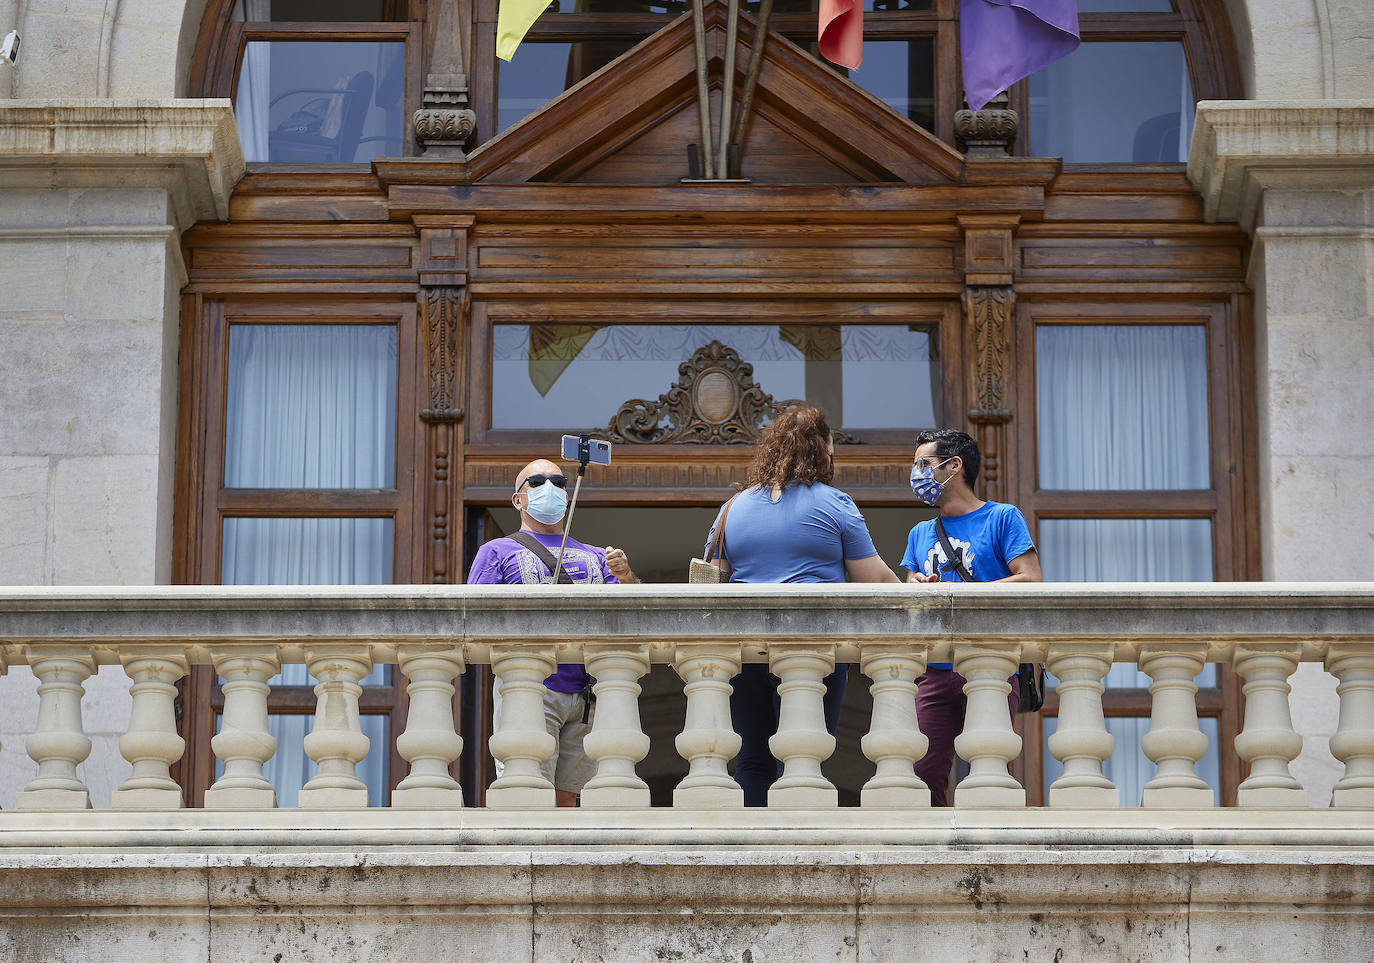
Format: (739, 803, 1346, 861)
(910, 458, 953, 507)
(525, 483, 568, 525)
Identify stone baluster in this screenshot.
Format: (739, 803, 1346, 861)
(112, 649, 189, 810)
(17, 647, 95, 810)
(767, 645, 838, 808)
(581, 644, 652, 808)
(487, 645, 558, 809)
(1046, 645, 1119, 808)
(206, 648, 280, 809)
(392, 646, 465, 809)
(672, 644, 744, 809)
(299, 647, 374, 809)
(1233, 645, 1307, 807)
(1139, 644, 1214, 808)
(1326, 644, 1374, 808)
(952, 643, 1024, 807)
(859, 644, 930, 808)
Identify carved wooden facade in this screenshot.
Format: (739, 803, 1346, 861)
(177, 1, 1254, 804)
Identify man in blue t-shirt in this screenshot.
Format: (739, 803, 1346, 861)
(901, 428, 1041, 806)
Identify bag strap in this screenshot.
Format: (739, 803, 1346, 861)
(933, 517, 975, 583)
(704, 493, 740, 564)
(509, 531, 575, 584)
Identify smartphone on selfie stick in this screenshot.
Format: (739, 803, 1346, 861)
(553, 434, 612, 582)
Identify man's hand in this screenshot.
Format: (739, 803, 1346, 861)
(605, 545, 639, 584)
(907, 570, 939, 584)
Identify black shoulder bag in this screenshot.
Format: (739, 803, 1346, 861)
(933, 517, 1044, 714)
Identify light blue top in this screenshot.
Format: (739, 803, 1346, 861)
(706, 482, 879, 584)
(902, 500, 1036, 668)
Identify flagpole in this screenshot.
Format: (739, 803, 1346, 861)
(731, 0, 772, 151)
(716, 0, 741, 179)
(690, 0, 715, 179)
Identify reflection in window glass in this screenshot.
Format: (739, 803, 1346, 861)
(840, 39, 935, 131)
(1043, 715, 1219, 807)
(491, 323, 939, 430)
(226, 325, 397, 489)
(1028, 42, 1194, 162)
(498, 41, 638, 133)
(234, 41, 406, 162)
(216, 713, 390, 808)
(1037, 325, 1208, 490)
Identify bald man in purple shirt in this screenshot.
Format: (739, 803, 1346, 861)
(467, 457, 639, 806)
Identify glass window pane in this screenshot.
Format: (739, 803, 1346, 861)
(1040, 516, 1215, 687)
(221, 516, 392, 685)
(1028, 41, 1194, 163)
(232, 0, 389, 20)
(491, 323, 939, 430)
(841, 39, 934, 131)
(1036, 325, 1209, 490)
(216, 713, 390, 807)
(1043, 715, 1219, 806)
(498, 41, 638, 134)
(235, 41, 406, 163)
(226, 324, 397, 489)
(222, 517, 394, 584)
(1077, 0, 1172, 9)
(547, 0, 681, 11)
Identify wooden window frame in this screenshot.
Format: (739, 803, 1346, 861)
(1011, 297, 1252, 805)
(176, 296, 423, 806)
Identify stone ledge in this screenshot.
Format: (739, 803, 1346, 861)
(0, 100, 245, 225)
(1, 807, 1373, 851)
(1188, 100, 1374, 230)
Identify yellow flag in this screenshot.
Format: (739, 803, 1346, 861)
(497, 0, 550, 61)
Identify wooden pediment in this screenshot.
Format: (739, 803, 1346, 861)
(466, 2, 964, 186)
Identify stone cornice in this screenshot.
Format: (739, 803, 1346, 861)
(1188, 100, 1374, 232)
(0, 100, 245, 226)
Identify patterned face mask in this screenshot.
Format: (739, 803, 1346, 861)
(910, 458, 953, 506)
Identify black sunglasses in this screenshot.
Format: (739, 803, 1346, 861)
(518, 473, 569, 491)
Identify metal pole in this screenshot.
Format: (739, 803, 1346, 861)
(551, 469, 584, 584)
(690, 0, 715, 179)
(731, 0, 773, 150)
(717, 0, 741, 179)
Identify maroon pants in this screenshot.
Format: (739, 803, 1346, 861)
(913, 667, 1020, 807)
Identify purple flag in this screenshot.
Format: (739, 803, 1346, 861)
(960, 0, 1080, 112)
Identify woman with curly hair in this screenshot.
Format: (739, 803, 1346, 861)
(703, 403, 898, 806)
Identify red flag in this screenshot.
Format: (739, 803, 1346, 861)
(819, 0, 863, 71)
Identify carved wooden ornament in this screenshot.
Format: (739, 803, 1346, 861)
(602, 340, 811, 445)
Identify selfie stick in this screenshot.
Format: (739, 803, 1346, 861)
(551, 435, 592, 583)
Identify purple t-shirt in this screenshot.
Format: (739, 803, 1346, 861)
(466, 531, 617, 693)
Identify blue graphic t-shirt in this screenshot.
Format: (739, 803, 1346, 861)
(706, 482, 878, 584)
(902, 500, 1036, 668)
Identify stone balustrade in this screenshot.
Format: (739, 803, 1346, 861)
(1, 582, 1372, 814)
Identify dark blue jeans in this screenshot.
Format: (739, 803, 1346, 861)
(730, 661, 850, 808)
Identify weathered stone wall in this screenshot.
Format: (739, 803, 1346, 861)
(1, 839, 1372, 962)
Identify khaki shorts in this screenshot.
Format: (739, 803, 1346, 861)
(491, 679, 596, 793)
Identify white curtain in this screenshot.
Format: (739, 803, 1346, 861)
(225, 324, 397, 489)
(1036, 325, 1209, 490)
(218, 322, 398, 806)
(233, 1, 273, 162)
(1035, 324, 1218, 805)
